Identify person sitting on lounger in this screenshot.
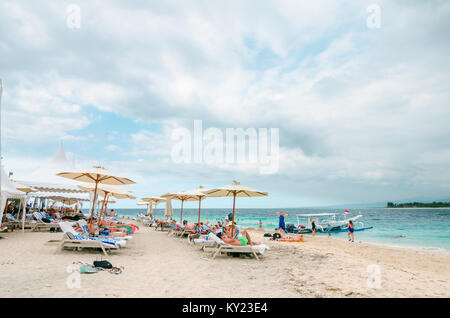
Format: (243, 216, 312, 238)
(222, 227, 261, 246)
(183, 221, 196, 231)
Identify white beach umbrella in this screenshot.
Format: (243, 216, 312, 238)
(162, 186, 207, 225)
(137, 201, 152, 217)
(164, 198, 173, 218)
(78, 183, 135, 222)
(100, 198, 116, 204)
(11, 180, 38, 193)
(52, 197, 79, 205)
(141, 196, 166, 217)
(203, 181, 268, 235)
(56, 166, 135, 224)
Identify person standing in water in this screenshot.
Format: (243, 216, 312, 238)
(258, 219, 263, 229)
(276, 211, 288, 233)
(311, 219, 316, 237)
(326, 224, 332, 237)
(348, 220, 354, 242)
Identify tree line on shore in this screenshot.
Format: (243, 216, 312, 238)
(386, 201, 450, 208)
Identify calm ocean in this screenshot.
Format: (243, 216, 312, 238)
(90, 207, 450, 254)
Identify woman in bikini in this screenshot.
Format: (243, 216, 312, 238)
(348, 220, 354, 242)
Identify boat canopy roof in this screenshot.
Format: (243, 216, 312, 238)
(296, 213, 336, 217)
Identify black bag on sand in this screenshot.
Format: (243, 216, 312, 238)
(272, 233, 281, 240)
(263, 233, 272, 237)
(94, 260, 113, 269)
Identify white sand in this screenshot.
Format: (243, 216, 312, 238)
(0, 224, 449, 298)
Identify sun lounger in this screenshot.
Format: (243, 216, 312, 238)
(188, 233, 218, 251)
(58, 222, 122, 256)
(155, 222, 172, 231)
(30, 212, 61, 232)
(6, 213, 36, 230)
(203, 233, 269, 260)
(142, 217, 155, 227)
(167, 223, 190, 237)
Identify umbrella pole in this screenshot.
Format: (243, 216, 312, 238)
(231, 192, 236, 237)
(100, 193, 108, 223)
(102, 197, 109, 223)
(90, 180, 99, 225)
(99, 202, 105, 224)
(180, 199, 184, 224)
(100, 198, 106, 222)
(197, 198, 201, 230)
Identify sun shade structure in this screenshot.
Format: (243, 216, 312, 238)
(141, 196, 166, 217)
(164, 199, 173, 218)
(77, 183, 135, 223)
(11, 180, 38, 193)
(57, 166, 135, 224)
(51, 197, 80, 206)
(1, 166, 26, 228)
(100, 198, 116, 204)
(16, 143, 87, 193)
(162, 186, 207, 225)
(32, 191, 90, 202)
(10, 179, 37, 232)
(203, 181, 268, 235)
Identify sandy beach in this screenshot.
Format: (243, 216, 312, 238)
(0, 222, 449, 298)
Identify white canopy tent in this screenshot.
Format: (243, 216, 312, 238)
(1, 166, 26, 226)
(16, 143, 88, 193)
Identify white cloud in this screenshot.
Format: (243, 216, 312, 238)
(1, 0, 450, 205)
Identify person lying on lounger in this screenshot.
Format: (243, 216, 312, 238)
(88, 219, 138, 235)
(99, 218, 139, 230)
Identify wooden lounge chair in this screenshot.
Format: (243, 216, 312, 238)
(167, 225, 193, 238)
(6, 213, 35, 231)
(30, 212, 60, 232)
(155, 222, 172, 231)
(203, 233, 269, 261)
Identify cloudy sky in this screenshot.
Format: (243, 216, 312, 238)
(1, 0, 450, 208)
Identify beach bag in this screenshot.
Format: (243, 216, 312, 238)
(94, 260, 112, 269)
(99, 229, 110, 236)
(41, 217, 51, 223)
(272, 233, 281, 240)
(264, 233, 272, 237)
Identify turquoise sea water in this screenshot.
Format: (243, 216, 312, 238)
(94, 207, 450, 254)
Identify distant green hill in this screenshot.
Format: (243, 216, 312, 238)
(386, 201, 450, 208)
